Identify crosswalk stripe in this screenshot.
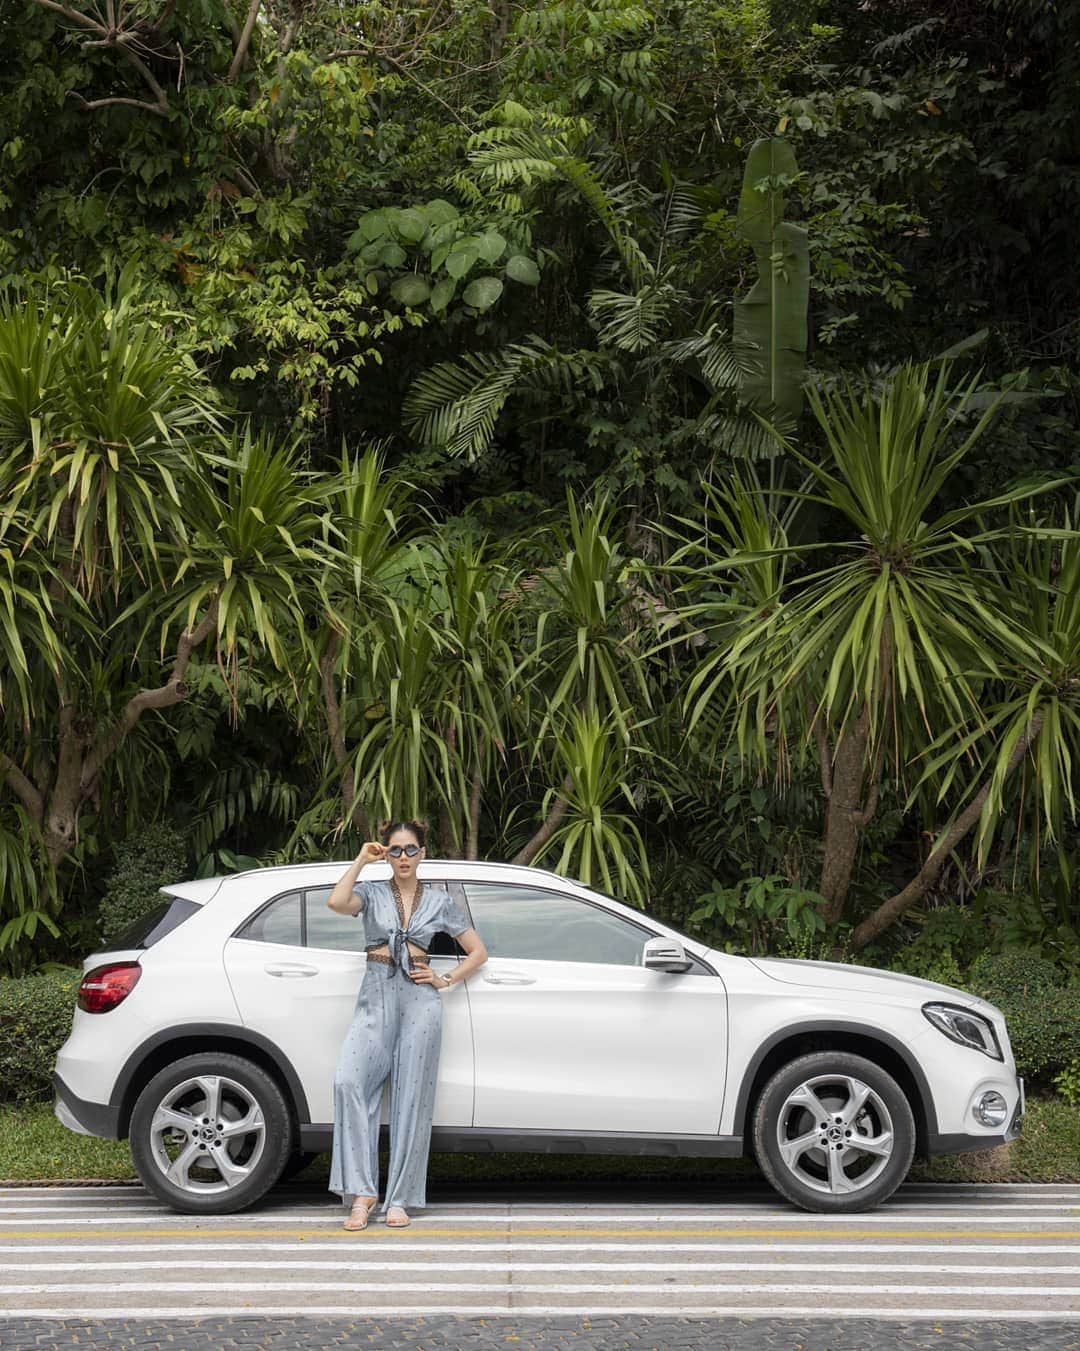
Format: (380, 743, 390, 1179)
(4, 1241, 1079, 1255)
(0, 1305, 1072, 1320)
(4, 1210, 1075, 1221)
(2, 1212, 1077, 1227)
(4, 1280, 1080, 1297)
(2, 1259, 1079, 1275)
(0, 1183, 1070, 1194)
(2, 1226, 1078, 1240)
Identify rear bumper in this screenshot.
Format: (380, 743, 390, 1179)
(53, 1073, 123, 1139)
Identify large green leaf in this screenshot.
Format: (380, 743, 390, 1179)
(732, 137, 809, 421)
(506, 254, 541, 286)
(391, 275, 432, 307)
(462, 276, 504, 311)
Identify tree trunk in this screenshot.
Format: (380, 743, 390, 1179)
(512, 773, 574, 866)
(466, 751, 484, 860)
(3, 605, 220, 875)
(818, 717, 868, 924)
(438, 803, 460, 859)
(319, 633, 369, 836)
(847, 709, 1046, 951)
(227, 0, 262, 80)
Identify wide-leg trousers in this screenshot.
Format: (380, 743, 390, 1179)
(328, 959, 443, 1212)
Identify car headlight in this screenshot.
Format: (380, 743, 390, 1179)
(922, 1002, 1003, 1060)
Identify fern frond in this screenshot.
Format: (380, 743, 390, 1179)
(661, 182, 724, 243)
(870, 15, 945, 56)
(588, 284, 677, 352)
(687, 410, 790, 460)
(468, 127, 652, 287)
(661, 324, 751, 390)
(404, 339, 611, 460)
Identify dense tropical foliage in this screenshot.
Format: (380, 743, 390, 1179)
(1, 0, 1079, 1027)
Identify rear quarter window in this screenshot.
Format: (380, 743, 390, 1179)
(108, 898, 202, 950)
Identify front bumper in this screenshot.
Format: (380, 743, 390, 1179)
(927, 1076, 1024, 1155)
(53, 1072, 123, 1139)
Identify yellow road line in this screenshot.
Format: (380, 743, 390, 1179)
(2, 1227, 1080, 1241)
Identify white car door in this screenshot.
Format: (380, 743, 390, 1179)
(460, 881, 728, 1134)
(222, 884, 473, 1126)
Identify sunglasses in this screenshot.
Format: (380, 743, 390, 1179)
(387, 843, 422, 859)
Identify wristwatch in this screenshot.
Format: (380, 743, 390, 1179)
(440, 972, 453, 988)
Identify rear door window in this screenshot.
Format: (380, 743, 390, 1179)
(304, 886, 366, 953)
(236, 891, 303, 946)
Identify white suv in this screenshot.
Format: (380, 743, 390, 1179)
(54, 859, 1023, 1215)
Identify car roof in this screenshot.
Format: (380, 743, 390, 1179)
(160, 858, 691, 944)
(222, 858, 600, 892)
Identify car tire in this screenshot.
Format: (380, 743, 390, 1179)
(752, 1051, 916, 1214)
(280, 1149, 318, 1182)
(129, 1052, 294, 1215)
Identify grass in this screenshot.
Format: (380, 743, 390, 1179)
(2, 1097, 1077, 1185)
(909, 1095, 1080, 1184)
(0, 1103, 138, 1181)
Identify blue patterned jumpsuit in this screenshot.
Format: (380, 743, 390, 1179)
(328, 878, 471, 1213)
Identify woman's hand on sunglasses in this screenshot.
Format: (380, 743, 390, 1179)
(355, 842, 387, 866)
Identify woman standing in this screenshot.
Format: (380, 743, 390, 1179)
(326, 818, 488, 1230)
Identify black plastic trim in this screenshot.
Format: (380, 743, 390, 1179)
(928, 1131, 1011, 1155)
(54, 1073, 123, 1138)
(109, 1023, 311, 1129)
(731, 1020, 940, 1140)
(299, 1123, 744, 1157)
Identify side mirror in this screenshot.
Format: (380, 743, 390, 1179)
(642, 935, 692, 973)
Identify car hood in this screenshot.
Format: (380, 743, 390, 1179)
(748, 956, 986, 1009)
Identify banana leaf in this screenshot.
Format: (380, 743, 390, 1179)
(732, 137, 809, 422)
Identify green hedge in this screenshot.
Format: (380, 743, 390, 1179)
(966, 952, 1080, 1085)
(98, 822, 188, 948)
(0, 969, 80, 1102)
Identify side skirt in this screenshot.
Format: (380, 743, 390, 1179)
(300, 1123, 746, 1157)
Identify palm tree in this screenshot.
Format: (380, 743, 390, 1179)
(848, 500, 1080, 949)
(0, 275, 332, 958)
(507, 492, 662, 896)
(678, 361, 1072, 939)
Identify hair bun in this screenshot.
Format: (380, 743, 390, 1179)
(377, 816, 429, 846)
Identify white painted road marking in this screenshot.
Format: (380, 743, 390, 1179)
(1, 1184, 1077, 1321)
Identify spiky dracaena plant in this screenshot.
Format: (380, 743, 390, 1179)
(678, 361, 1070, 939)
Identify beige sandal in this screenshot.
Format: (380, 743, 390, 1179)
(343, 1196, 377, 1231)
(385, 1205, 411, 1228)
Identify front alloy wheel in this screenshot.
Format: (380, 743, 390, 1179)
(130, 1053, 293, 1214)
(753, 1051, 915, 1213)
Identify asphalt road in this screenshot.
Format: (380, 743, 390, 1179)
(0, 1180, 1077, 1346)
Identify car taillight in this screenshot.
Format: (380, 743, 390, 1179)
(78, 962, 142, 1013)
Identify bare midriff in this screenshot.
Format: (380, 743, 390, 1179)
(366, 940, 429, 965)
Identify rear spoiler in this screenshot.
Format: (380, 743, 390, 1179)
(159, 877, 226, 905)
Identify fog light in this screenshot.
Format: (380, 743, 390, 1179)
(973, 1091, 1009, 1128)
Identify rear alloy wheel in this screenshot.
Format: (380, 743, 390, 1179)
(130, 1053, 293, 1214)
(753, 1051, 915, 1213)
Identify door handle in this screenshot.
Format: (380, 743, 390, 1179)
(482, 972, 536, 985)
(264, 963, 319, 978)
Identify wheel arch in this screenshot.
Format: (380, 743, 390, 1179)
(110, 1024, 310, 1142)
(733, 1022, 936, 1158)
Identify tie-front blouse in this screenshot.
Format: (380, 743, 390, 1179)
(353, 879, 471, 978)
